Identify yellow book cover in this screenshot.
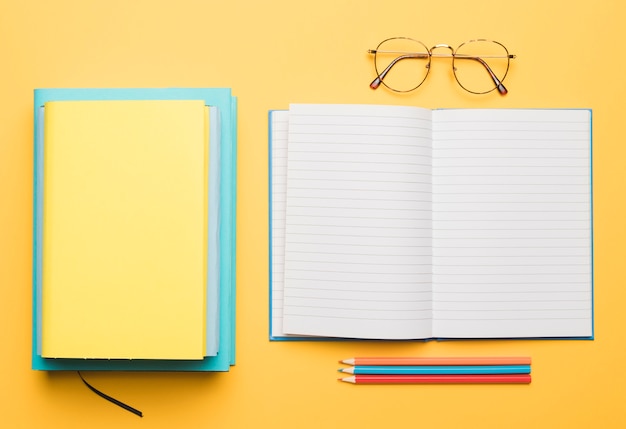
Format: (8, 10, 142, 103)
(41, 99, 207, 360)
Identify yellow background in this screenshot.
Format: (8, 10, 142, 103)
(1, 0, 624, 427)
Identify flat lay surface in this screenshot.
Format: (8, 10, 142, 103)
(1, 0, 624, 427)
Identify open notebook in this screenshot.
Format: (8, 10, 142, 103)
(270, 104, 593, 340)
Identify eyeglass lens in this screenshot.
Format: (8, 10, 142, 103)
(453, 40, 510, 94)
(373, 38, 431, 93)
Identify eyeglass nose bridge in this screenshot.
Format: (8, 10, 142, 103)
(430, 43, 454, 52)
(430, 44, 456, 69)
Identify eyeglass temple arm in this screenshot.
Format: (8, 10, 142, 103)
(369, 50, 515, 95)
(368, 50, 429, 89)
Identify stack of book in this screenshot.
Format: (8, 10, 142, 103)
(32, 88, 237, 371)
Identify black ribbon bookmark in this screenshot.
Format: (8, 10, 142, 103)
(77, 372, 143, 417)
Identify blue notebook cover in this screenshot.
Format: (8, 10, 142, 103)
(32, 88, 237, 371)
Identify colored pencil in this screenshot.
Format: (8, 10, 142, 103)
(340, 357, 531, 366)
(339, 374, 532, 384)
(339, 365, 531, 375)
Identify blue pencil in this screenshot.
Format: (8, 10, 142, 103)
(339, 365, 531, 375)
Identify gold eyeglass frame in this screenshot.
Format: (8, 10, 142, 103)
(368, 37, 516, 95)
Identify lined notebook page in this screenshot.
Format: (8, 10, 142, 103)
(431, 109, 592, 338)
(282, 104, 434, 339)
(269, 110, 290, 338)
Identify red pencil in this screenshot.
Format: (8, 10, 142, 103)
(340, 357, 531, 366)
(339, 374, 531, 384)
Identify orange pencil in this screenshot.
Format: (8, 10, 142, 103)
(340, 357, 531, 366)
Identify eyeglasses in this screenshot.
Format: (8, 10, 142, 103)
(368, 37, 516, 95)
